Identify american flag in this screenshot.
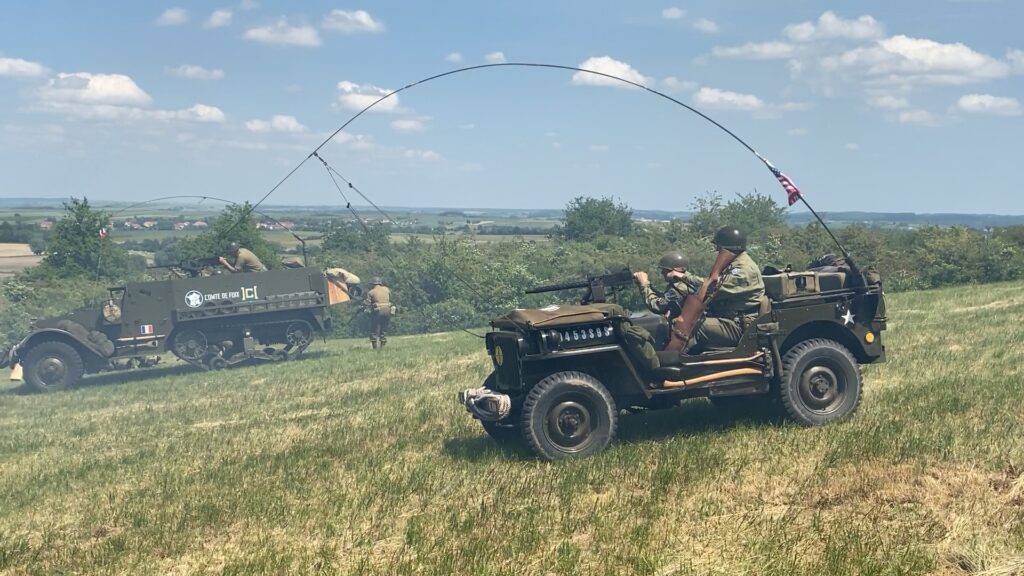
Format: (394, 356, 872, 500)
(770, 162, 798, 204)
(99, 227, 109, 239)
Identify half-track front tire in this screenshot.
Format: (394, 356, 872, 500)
(22, 341, 84, 393)
(520, 371, 617, 461)
(778, 338, 861, 426)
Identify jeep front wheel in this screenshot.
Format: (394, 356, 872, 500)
(778, 338, 861, 426)
(521, 371, 617, 461)
(23, 341, 85, 393)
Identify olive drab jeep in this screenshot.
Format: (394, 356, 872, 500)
(2, 266, 363, 393)
(458, 265, 887, 461)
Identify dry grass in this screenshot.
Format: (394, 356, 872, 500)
(0, 243, 41, 278)
(0, 281, 1022, 574)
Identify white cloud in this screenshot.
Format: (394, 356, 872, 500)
(712, 42, 795, 60)
(322, 10, 384, 33)
(692, 18, 719, 33)
(204, 10, 232, 28)
(0, 57, 49, 78)
(662, 7, 685, 20)
(37, 101, 225, 123)
(589, 144, 609, 152)
(784, 11, 884, 42)
(824, 35, 1010, 85)
(391, 119, 424, 132)
(336, 80, 398, 112)
(159, 104, 226, 123)
(868, 95, 908, 109)
(239, 0, 259, 10)
(572, 56, 650, 87)
(787, 128, 809, 136)
(156, 8, 189, 26)
(40, 72, 152, 106)
(1009, 49, 1024, 73)
(898, 109, 937, 125)
(245, 114, 307, 132)
(244, 19, 321, 47)
(693, 87, 764, 111)
(446, 52, 463, 63)
(661, 76, 697, 93)
(169, 65, 225, 80)
(845, 142, 859, 150)
(484, 52, 506, 64)
(955, 94, 1021, 116)
(403, 149, 441, 161)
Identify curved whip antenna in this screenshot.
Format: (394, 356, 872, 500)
(231, 62, 848, 260)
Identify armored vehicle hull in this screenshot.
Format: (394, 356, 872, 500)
(4, 267, 358, 392)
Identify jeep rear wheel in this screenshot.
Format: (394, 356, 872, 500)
(23, 341, 84, 393)
(521, 371, 617, 461)
(778, 338, 861, 426)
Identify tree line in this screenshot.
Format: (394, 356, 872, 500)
(3, 194, 1024, 351)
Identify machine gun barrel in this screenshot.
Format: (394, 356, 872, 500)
(525, 268, 633, 303)
(525, 279, 590, 294)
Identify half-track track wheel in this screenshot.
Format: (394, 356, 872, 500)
(284, 320, 315, 350)
(172, 328, 208, 362)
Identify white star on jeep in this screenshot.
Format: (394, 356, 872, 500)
(841, 310, 855, 326)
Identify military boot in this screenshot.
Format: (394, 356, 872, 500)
(379, 339, 387, 349)
(370, 339, 378, 350)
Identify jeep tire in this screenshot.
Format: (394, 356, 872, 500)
(778, 338, 861, 426)
(521, 371, 617, 461)
(23, 341, 85, 393)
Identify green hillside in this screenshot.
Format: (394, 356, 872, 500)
(1, 282, 1022, 575)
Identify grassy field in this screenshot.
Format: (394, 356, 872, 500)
(1, 282, 1022, 575)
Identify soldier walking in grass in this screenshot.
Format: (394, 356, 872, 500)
(364, 277, 393, 350)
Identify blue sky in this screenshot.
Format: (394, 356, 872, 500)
(1, 1, 1022, 213)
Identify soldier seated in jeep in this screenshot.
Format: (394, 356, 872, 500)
(633, 251, 702, 317)
(685, 226, 766, 355)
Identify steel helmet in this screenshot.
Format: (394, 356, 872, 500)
(657, 251, 689, 272)
(227, 241, 241, 254)
(712, 226, 747, 252)
(370, 277, 383, 286)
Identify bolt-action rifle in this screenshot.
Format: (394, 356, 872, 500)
(665, 249, 740, 352)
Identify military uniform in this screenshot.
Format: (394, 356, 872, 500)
(364, 284, 392, 349)
(693, 251, 765, 351)
(637, 273, 703, 315)
(231, 248, 266, 273)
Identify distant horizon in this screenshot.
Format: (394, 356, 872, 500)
(2, 196, 1023, 219)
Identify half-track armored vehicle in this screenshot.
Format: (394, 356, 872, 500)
(459, 265, 887, 461)
(3, 263, 361, 392)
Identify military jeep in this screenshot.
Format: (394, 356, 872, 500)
(459, 267, 887, 461)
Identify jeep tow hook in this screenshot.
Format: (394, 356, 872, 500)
(458, 388, 512, 422)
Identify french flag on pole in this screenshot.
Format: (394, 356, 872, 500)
(139, 324, 154, 335)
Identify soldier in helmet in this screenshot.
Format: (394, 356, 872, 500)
(691, 226, 765, 352)
(633, 251, 704, 315)
(363, 277, 393, 350)
(219, 242, 266, 273)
